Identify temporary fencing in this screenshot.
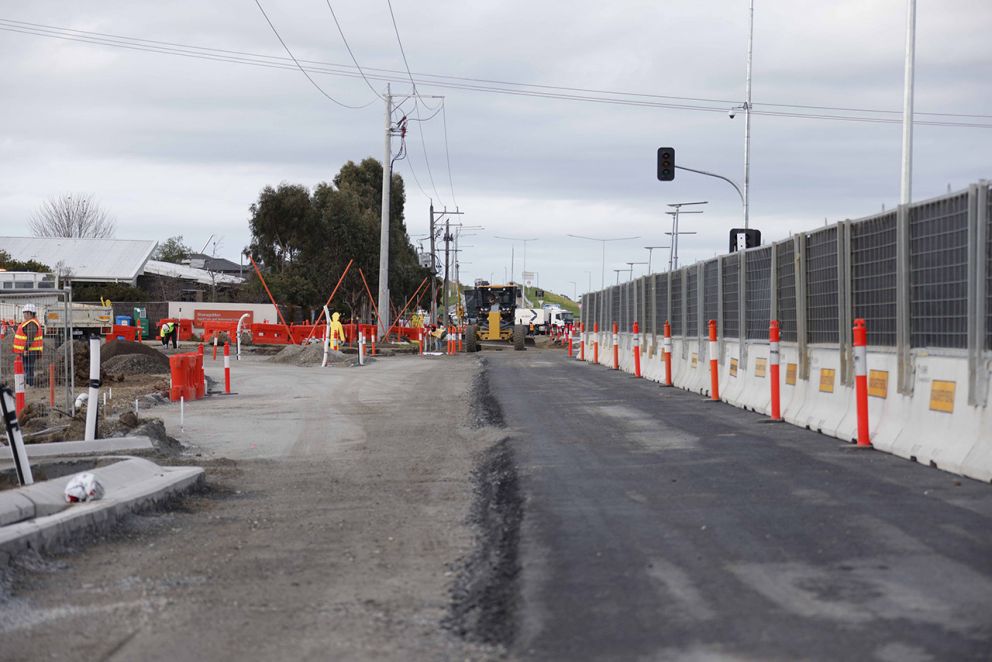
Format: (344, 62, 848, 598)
(579, 180, 992, 482)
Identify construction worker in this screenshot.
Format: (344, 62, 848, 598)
(329, 312, 345, 351)
(14, 304, 44, 386)
(160, 320, 178, 349)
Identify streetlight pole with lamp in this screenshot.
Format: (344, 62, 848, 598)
(625, 262, 648, 281)
(665, 202, 707, 271)
(644, 245, 670, 274)
(568, 235, 639, 290)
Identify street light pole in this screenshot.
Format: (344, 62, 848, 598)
(644, 245, 670, 274)
(613, 269, 624, 285)
(625, 262, 648, 281)
(743, 0, 754, 229)
(665, 202, 707, 271)
(900, 0, 916, 204)
(567, 235, 639, 289)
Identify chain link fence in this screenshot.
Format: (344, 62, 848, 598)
(579, 180, 990, 403)
(909, 192, 970, 349)
(1, 291, 75, 425)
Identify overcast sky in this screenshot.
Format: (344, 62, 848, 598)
(1, 1, 989, 298)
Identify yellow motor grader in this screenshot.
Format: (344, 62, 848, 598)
(463, 284, 527, 352)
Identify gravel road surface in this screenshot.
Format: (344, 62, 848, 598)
(1, 355, 504, 661)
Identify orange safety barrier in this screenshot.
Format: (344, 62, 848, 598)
(251, 323, 294, 345)
(106, 324, 141, 342)
(168, 350, 205, 402)
(157, 318, 194, 341)
(202, 321, 239, 343)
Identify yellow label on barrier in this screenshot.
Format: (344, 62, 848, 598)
(868, 370, 889, 399)
(929, 380, 956, 413)
(819, 368, 836, 393)
(754, 357, 767, 378)
(729, 358, 738, 377)
(691, 353, 698, 368)
(786, 363, 797, 385)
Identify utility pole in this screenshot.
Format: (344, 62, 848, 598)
(900, 0, 916, 204)
(377, 84, 392, 340)
(430, 206, 463, 325)
(442, 219, 451, 326)
(567, 235, 639, 289)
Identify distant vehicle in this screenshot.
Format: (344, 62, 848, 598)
(515, 307, 546, 331)
(43, 303, 114, 337)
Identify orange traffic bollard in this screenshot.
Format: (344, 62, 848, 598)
(593, 323, 599, 364)
(13, 356, 25, 416)
(567, 325, 574, 358)
(708, 320, 720, 401)
(632, 321, 641, 378)
(853, 318, 871, 447)
(224, 341, 232, 394)
(612, 322, 619, 370)
(371, 330, 377, 356)
(579, 323, 585, 361)
(769, 320, 782, 421)
(212, 336, 218, 361)
(663, 320, 673, 386)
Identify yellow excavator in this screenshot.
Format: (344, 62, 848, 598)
(463, 284, 527, 352)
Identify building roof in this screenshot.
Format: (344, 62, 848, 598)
(0, 236, 157, 284)
(186, 253, 243, 274)
(144, 259, 245, 286)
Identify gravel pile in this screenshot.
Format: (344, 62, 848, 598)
(268, 344, 355, 366)
(103, 353, 171, 378)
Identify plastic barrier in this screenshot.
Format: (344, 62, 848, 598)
(202, 321, 239, 343)
(251, 323, 293, 345)
(106, 324, 141, 342)
(168, 351, 205, 402)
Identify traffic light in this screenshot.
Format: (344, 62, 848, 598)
(656, 147, 675, 181)
(729, 228, 761, 252)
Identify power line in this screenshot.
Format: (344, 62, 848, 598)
(384, 1, 445, 204)
(442, 102, 458, 208)
(251, 0, 372, 109)
(2, 18, 991, 128)
(323, 0, 383, 100)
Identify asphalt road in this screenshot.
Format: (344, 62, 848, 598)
(488, 350, 992, 661)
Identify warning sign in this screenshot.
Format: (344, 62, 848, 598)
(929, 380, 956, 413)
(729, 358, 738, 377)
(786, 363, 797, 385)
(819, 368, 836, 393)
(868, 370, 889, 399)
(754, 357, 767, 378)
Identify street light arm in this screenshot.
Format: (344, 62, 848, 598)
(675, 165, 746, 209)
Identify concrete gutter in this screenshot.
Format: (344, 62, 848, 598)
(0, 457, 203, 563)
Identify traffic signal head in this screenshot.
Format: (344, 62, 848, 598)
(729, 228, 761, 252)
(657, 147, 675, 181)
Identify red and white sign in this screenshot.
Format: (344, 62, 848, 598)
(193, 309, 253, 327)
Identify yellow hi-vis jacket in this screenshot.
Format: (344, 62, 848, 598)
(13, 318, 43, 353)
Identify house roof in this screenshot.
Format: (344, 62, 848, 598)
(187, 253, 243, 273)
(0, 236, 157, 283)
(143, 259, 245, 286)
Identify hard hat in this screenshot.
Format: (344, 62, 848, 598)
(22, 304, 37, 314)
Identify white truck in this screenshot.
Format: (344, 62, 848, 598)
(514, 306, 574, 334)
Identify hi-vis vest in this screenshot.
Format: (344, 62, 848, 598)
(161, 322, 175, 335)
(13, 318, 43, 353)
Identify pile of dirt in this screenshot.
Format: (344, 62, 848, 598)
(100, 339, 169, 365)
(103, 354, 170, 379)
(268, 344, 356, 367)
(55, 339, 98, 386)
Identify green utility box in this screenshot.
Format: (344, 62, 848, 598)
(133, 307, 150, 339)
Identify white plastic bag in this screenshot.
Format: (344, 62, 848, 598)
(64, 472, 105, 503)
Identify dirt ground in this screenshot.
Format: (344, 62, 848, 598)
(0, 354, 509, 661)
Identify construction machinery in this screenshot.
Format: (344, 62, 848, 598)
(463, 284, 527, 352)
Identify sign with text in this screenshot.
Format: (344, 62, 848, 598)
(929, 380, 956, 413)
(193, 309, 253, 327)
(819, 368, 836, 393)
(868, 370, 889, 399)
(753, 357, 767, 378)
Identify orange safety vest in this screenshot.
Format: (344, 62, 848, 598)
(13, 318, 44, 353)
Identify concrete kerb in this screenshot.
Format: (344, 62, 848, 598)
(0, 456, 204, 562)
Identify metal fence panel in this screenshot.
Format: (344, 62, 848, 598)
(654, 274, 669, 332)
(0, 291, 74, 425)
(645, 276, 656, 334)
(745, 246, 772, 339)
(806, 227, 840, 344)
(722, 254, 740, 338)
(686, 267, 699, 338)
(671, 271, 683, 335)
(776, 240, 797, 342)
(851, 211, 898, 346)
(909, 193, 969, 348)
(611, 285, 621, 327)
(986, 185, 992, 350)
(703, 260, 719, 333)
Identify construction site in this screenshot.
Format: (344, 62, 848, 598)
(2, 2, 992, 660)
